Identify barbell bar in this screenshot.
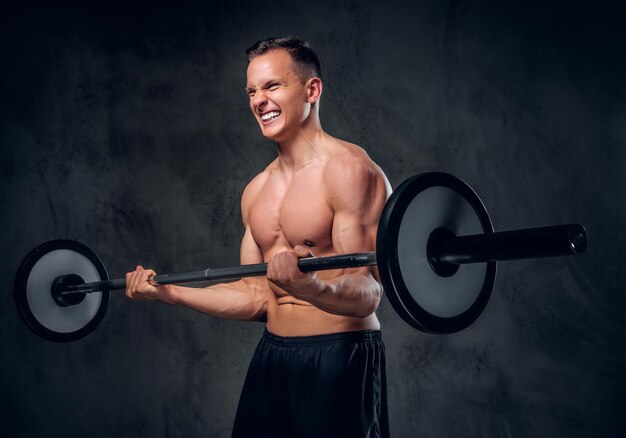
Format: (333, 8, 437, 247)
(53, 224, 583, 297)
(13, 172, 588, 342)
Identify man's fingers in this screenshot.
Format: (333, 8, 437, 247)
(145, 269, 157, 285)
(127, 271, 136, 296)
(124, 266, 158, 299)
(135, 268, 155, 290)
(130, 269, 139, 293)
(132, 266, 143, 290)
(267, 251, 306, 287)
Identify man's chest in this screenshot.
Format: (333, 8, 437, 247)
(248, 171, 334, 255)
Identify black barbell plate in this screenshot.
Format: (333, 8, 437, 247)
(377, 172, 497, 334)
(14, 240, 110, 342)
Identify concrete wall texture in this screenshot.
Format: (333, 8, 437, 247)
(1, 1, 624, 437)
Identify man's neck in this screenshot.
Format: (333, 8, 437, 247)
(275, 115, 329, 173)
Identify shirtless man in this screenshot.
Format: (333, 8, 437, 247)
(125, 37, 392, 438)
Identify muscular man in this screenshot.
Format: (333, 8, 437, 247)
(125, 37, 392, 438)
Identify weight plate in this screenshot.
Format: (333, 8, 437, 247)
(14, 240, 110, 342)
(377, 172, 496, 334)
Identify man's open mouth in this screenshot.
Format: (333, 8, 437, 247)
(261, 111, 281, 122)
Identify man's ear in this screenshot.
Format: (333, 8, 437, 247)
(306, 77, 322, 103)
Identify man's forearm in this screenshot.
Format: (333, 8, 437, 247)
(305, 273, 382, 318)
(169, 279, 269, 321)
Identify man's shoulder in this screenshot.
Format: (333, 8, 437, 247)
(324, 139, 385, 187)
(323, 138, 390, 209)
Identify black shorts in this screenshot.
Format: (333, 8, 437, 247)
(232, 329, 389, 438)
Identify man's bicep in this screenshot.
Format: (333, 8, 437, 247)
(328, 161, 390, 280)
(329, 161, 387, 250)
(331, 210, 377, 254)
(329, 208, 384, 285)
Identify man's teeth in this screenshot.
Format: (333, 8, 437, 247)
(261, 111, 281, 121)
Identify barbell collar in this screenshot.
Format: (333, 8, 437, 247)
(435, 223, 587, 266)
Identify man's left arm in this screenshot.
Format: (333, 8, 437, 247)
(267, 156, 391, 317)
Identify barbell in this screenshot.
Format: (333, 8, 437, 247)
(13, 172, 587, 342)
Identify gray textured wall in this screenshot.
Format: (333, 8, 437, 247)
(1, 1, 624, 437)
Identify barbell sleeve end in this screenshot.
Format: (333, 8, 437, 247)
(568, 224, 588, 254)
(435, 223, 588, 266)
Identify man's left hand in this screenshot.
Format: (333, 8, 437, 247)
(267, 246, 326, 300)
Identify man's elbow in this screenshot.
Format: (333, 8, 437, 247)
(355, 287, 382, 318)
(229, 304, 267, 321)
(245, 304, 268, 322)
(244, 287, 270, 321)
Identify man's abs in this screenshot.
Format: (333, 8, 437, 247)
(266, 297, 381, 336)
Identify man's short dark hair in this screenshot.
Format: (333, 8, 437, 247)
(245, 36, 322, 81)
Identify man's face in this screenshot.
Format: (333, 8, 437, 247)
(245, 50, 311, 142)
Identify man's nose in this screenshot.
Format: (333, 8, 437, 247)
(251, 90, 268, 108)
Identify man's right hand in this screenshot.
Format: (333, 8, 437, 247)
(125, 265, 177, 304)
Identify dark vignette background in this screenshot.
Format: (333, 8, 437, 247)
(1, 1, 624, 437)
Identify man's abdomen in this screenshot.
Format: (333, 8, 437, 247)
(267, 300, 381, 336)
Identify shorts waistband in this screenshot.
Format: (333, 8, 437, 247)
(263, 328, 382, 346)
